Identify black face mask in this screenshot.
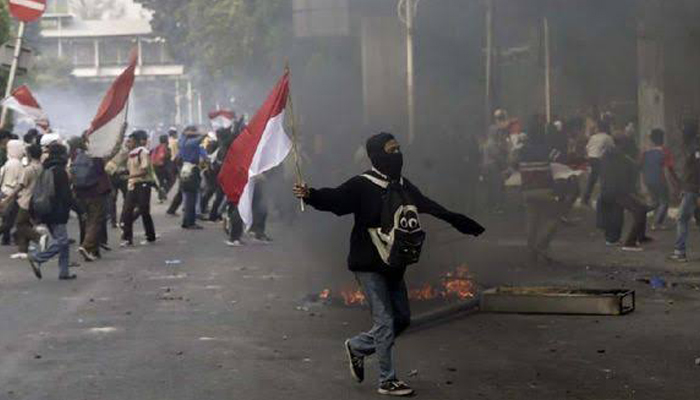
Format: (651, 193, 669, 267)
(372, 152, 403, 180)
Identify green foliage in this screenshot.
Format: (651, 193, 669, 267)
(137, 0, 291, 80)
(0, 1, 12, 89)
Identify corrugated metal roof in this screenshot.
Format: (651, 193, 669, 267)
(41, 19, 152, 38)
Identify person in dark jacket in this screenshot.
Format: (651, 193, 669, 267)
(69, 135, 112, 262)
(293, 132, 485, 397)
(599, 134, 649, 251)
(670, 120, 700, 262)
(27, 143, 77, 280)
(518, 117, 566, 263)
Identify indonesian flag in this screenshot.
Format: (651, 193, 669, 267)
(218, 72, 292, 229)
(1, 85, 49, 129)
(86, 49, 138, 158)
(209, 109, 235, 130)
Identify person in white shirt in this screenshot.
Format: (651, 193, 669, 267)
(0, 139, 26, 245)
(582, 118, 615, 205)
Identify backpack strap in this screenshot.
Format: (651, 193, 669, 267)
(360, 169, 403, 189)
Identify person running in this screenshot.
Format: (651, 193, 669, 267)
(641, 129, 679, 231)
(12, 143, 43, 259)
(670, 120, 700, 262)
(26, 142, 77, 281)
(120, 130, 156, 247)
(293, 132, 485, 397)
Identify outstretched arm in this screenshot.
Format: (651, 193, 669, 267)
(407, 181, 485, 236)
(293, 177, 361, 217)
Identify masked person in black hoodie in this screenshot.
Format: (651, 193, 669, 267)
(293, 132, 485, 397)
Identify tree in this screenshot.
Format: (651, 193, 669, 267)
(136, 0, 291, 80)
(0, 1, 13, 93)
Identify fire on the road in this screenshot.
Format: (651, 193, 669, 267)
(337, 265, 476, 306)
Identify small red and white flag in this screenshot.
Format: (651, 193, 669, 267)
(218, 72, 292, 228)
(209, 109, 235, 130)
(86, 49, 138, 157)
(1, 85, 49, 129)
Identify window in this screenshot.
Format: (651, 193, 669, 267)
(99, 38, 137, 66)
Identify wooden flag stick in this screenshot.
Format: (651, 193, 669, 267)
(285, 62, 305, 212)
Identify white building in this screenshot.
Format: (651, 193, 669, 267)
(38, 0, 198, 126)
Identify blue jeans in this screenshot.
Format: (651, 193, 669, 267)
(182, 190, 198, 227)
(647, 183, 669, 226)
(348, 271, 411, 385)
(31, 224, 70, 278)
(674, 192, 698, 255)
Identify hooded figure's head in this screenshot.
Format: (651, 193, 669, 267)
(7, 139, 25, 161)
(366, 132, 403, 180)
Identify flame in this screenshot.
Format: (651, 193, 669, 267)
(409, 283, 440, 300)
(341, 288, 366, 306)
(442, 265, 475, 299)
(339, 265, 475, 306)
(319, 289, 331, 300)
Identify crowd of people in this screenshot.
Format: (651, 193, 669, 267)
(0, 111, 277, 280)
(480, 108, 700, 263)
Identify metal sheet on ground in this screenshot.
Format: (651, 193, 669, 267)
(480, 287, 635, 315)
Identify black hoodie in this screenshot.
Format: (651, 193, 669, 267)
(40, 154, 75, 225)
(306, 174, 484, 272)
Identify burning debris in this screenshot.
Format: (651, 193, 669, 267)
(338, 265, 476, 306)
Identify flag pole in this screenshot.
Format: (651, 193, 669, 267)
(285, 61, 305, 212)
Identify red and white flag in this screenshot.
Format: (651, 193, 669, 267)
(1, 85, 49, 129)
(86, 49, 138, 158)
(209, 109, 235, 130)
(218, 72, 292, 228)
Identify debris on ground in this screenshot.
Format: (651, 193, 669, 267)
(408, 369, 418, 377)
(165, 259, 182, 266)
(694, 357, 700, 366)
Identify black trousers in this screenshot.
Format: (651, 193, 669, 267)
(109, 175, 128, 227)
(208, 187, 226, 221)
(121, 183, 156, 243)
(227, 202, 244, 241)
(167, 184, 183, 214)
(0, 199, 19, 245)
(583, 158, 601, 204)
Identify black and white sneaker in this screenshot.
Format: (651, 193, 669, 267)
(344, 339, 364, 383)
(378, 380, 414, 397)
(27, 257, 42, 280)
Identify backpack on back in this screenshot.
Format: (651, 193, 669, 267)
(71, 151, 99, 189)
(152, 145, 168, 167)
(361, 171, 426, 269)
(31, 166, 55, 218)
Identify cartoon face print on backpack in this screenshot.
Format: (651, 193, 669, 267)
(395, 205, 421, 233)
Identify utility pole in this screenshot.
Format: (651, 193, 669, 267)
(484, 0, 493, 131)
(399, 0, 418, 144)
(0, 22, 25, 127)
(175, 78, 182, 126)
(543, 17, 552, 124)
(187, 79, 193, 124)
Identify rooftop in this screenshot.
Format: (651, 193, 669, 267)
(41, 19, 152, 38)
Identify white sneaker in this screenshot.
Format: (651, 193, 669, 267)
(78, 247, 98, 262)
(10, 252, 28, 260)
(38, 234, 49, 252)
(140, 239, 156, 246)
(225, 240, 244, 247)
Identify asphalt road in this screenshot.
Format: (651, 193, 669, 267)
(1, 203, 699, 399)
